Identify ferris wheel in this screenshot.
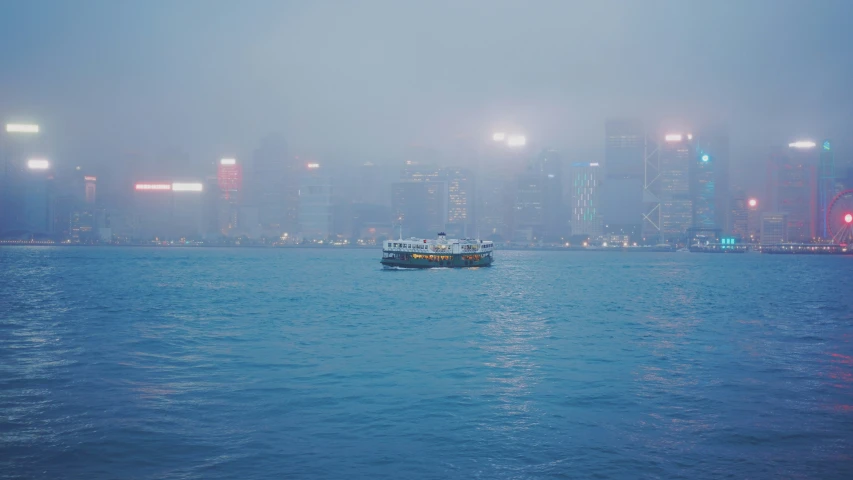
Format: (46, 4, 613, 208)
(827, 189, 853, 245)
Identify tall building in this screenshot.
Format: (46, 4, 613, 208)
(691, 146, 715, 230)
(659, 134, 693, 240)
(356, 162, 389, 206)
(818, 140, 835, 239)
(441, 167, 475, 237)
(536, 149, 566, 241)
(767, 142, 818, 242)
(760, 212, 788, 244)
(84, 176, 96, 204)
(513, 171, 542, 242)
(570, 162, 602, 237)
(217, 158, 243, 234)
(391, 180, 447, 238)
(730, 191, 748, 240)
(298, 164, 333, 241)
(250, 135, 297, 234)
(476, 173, 511, 240)
(203, 177, 221, 238)
(602, 119, 645, 240)
(696, 132, 730, 233)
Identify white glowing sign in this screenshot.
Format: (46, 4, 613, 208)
(27, 159, 49, 170)
(307, 163, 320, 169)
(665, 134, 683, 142)
(135, 183, 172, 191)
(6, 123, 39, 133)
(492, 132, 506, 141)
(506, 134, 527, 147)
(220, 158, 236, 165)
(590, 162, 600, 167)
(84, 176, 97, 182)
(172, 182, 204, 192)
(788, 141, 816, 149)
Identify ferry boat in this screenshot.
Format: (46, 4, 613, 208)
(381, 233, 494, 268)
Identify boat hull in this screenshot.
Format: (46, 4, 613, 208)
(381, 255, 493, 269)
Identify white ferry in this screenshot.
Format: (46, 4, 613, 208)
(381, 232, 494, 268)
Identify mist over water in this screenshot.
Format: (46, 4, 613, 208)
(2, 247, 852, 479)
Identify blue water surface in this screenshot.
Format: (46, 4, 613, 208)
(1, 247, 852, 479)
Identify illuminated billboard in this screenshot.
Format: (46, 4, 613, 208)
(665, 134, 683, 142)
(6, 123, 39, 133)
(27, 159, 49, 170)
(307, 163, 320, 169)
(172, 182, 203, 192)
(84, 176, 97, 182)
(492, 132, 506, 141)
(135, 183, 172, 191)
(506, 134, 527, 147)
(788, 141, 816, 149)
(220, 158, 236, 165)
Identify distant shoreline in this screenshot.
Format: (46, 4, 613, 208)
(0, 242, 673, 252)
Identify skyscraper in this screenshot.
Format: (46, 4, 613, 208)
(818, 140, 835, 239)
(391, 180, 447, 238)
(767, 142, 818, 242)
(298, 164, 333, 241)
(536, 149, 566, 241)
(441, 167, 475, 237)
(513, 171, 542, 242)
(250, 135, 297, 234)
(697, 132, 730, 234)
(659, 134, 693, 240)
(691, 147, 715, 230)
(570, 162, 602, 237)
(217, 158, 243, 234)
(730, 191, 748, 240)
(602, 119, 644, 240)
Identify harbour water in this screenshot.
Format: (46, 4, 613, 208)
(1, 247, 852, 479)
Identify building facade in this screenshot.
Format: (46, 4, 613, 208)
(570, 162, 602, 237)
(602, 119, 645, 240)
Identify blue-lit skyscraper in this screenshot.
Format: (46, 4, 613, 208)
(818, 140, 835, 239)
(691, 149, 715, 229)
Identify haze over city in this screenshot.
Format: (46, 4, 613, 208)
(2, 0, 852, 183)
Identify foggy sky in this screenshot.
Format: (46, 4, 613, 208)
(1, 0, 852, 173)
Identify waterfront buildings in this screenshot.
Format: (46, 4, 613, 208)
(760, 212, 788, 244)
